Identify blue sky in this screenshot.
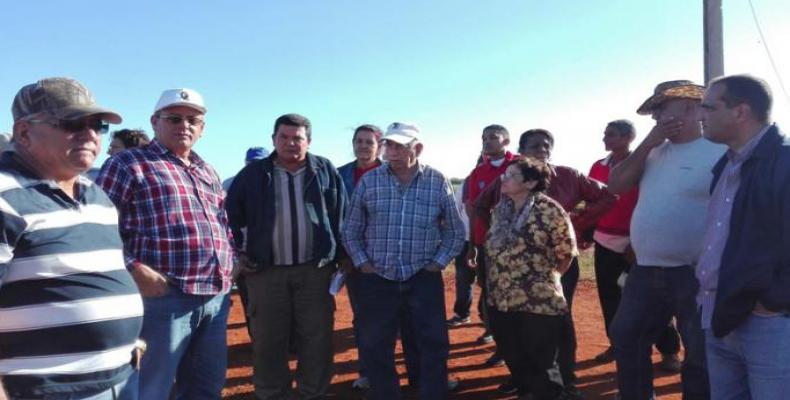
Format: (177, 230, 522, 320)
(1, 0, 788, 179)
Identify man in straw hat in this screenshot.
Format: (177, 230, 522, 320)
(607, 80, 726, 399)
(0, 78, 143, 399)
(698, 74, 790, 399)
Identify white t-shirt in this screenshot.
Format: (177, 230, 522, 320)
(630, 137, 726, 267)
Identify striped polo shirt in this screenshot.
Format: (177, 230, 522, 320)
(0, 153, 143, 398)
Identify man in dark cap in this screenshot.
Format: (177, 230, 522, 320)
(0, 77, 143, 399)
(608, 80, 726, 399)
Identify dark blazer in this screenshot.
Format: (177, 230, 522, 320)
(225, 152, 347, 269)
(711, 124, 790, 337)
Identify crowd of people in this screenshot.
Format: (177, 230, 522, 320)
(0, 73, 787, 400)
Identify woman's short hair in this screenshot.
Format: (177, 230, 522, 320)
(352, 124, 382, 141)
(112, 129, 150, 149)
(511, 157, 551, 193)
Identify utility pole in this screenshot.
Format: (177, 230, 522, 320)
(703, 0, 724, 83)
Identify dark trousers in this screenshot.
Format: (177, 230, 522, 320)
(475, 246, 493, 334)
(489, 308, 565, 400)
(610, 265, 709, 400)
(355, 269, 450, 400)
(245, 263, 335, 400)
(452, 242, 479, 319)
(558, 258, 579, 386)
(594, 243, 681, 355)
(348, 271, 420, 381)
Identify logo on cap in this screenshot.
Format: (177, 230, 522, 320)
(180, 91, 189, 100)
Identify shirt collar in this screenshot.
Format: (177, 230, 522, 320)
(727, 124, 772, 164)
(0, 147, 92, 196)
(150, 139, 206, 167)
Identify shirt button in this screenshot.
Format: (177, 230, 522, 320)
(716, 222, 722, 227)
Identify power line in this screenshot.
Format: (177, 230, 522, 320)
(747, 0, 790, 106)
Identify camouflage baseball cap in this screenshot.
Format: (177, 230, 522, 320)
(11, 77, 122, 123)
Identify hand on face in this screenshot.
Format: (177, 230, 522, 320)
(642, 117, 684, 149)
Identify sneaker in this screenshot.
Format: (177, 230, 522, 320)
(593, 346, 614, 363)
(477, 333, 494, 344)
(448, 378, 460, 391)
(659, 353, 682, 373)
(498, 380, 518, 394)
(352, 376, 370, 390)
(483, 353, 505, 367)
(446, 315, 471, 327)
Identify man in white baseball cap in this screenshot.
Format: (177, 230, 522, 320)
(96, 88, 235, 399)
(342, 121, 465, 399)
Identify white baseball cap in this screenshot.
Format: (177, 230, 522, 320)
(382, 122, 420, 145)
(153, 88, 206, 114)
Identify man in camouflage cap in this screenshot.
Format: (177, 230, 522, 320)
(0, 77, 143, 399)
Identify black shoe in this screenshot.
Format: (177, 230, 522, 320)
(498, 380, 518, 395)
(483, 354, 505, 367)
(446, 315, 472, 327)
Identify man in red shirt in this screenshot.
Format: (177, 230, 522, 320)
(457, 124, 516, 368)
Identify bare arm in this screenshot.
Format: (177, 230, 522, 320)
(608, 118, 684, 194)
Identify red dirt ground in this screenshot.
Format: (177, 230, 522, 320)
(223, 273, 682, 399)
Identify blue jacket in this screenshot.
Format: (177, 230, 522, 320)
(337, 159, 383, 197)
(225, 152, 347, 269)
(711, 125, 790, 337)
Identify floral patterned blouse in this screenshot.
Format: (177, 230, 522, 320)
(485, 193, 578, 315)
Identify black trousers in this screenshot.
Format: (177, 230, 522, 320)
(489, 308, 565, 400)
(594, 242, 681, 355)
(558, 257, 579, 386)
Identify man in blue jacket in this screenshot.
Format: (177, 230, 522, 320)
(698, 74, 790, 399)
(225, 113, 346, 400)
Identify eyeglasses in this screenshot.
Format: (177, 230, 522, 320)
(27, 117, 110, 134)
(158, 114, 205, 127)
(502, 171, 523, 181)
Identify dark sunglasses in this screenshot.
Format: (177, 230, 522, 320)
(158, 114, 205, 127)
(27, 118, 109, 134)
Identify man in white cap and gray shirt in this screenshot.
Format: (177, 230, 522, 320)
(342, 122, 465, 400)
(96, 88, 235, 399)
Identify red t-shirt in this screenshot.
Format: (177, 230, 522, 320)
(588, 156, 638, 236)
(353, 162, 380, 186)
(466, 151, 516, 245)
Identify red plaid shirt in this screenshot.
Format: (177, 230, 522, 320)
(96, 140, 235, 295)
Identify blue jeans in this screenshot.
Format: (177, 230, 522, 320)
(355, 269, 450, 400)
(706, 314, 790, 400)
(126, 289, 230, 400)
(611, 265, 709, 400)
(15, 379, 133, 400)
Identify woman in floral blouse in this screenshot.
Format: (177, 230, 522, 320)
(485, 158, 578, 400)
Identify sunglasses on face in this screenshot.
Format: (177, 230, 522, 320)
(158, 114, 205, 127)
(27, 117, 110, 134)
